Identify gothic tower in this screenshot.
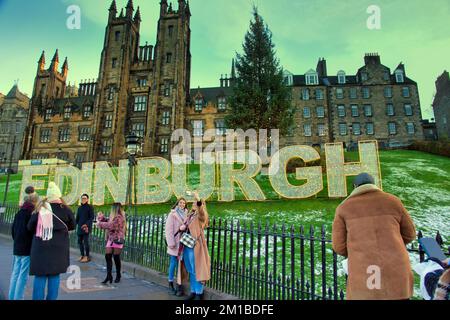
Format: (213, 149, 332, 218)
(148, 0, 191, 156)
(91, 0, 141, 161)
(23, 50, 69, 159)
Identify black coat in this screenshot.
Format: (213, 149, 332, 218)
(11, 202, 34, 256)
(27, 202, 76, 276)
(75, 203, 94, 236)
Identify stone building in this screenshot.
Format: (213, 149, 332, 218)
(191, 54, 424, 150)
(421, 119, 438, 141)
(24, 0, 191, 164)
(23, 1, 425, 165)
(432, 71, 450, 140)
(0, 84, 30, 172)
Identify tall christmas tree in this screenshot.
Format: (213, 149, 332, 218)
(226, 7, 293, 134)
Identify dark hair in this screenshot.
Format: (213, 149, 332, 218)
(172, 198, 187, 210)
(25, 186, 35, 195)
(81, 194, 89, 199)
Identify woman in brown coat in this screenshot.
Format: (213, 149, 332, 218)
(332, 173, 416, 300)
(177, 192, 211, 300)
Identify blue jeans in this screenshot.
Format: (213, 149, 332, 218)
(183, 247, 204, 294)
(32, 275, 61, 300)
(168, 255, 178, 282)
(8, 255, 30, 300)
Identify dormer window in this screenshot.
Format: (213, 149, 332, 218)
(45, 109, 52, 121)
(83, 105, 91, 118)
(337, 71, 346, 84)
(64, 107, 71, 119)
(395, 70, 404, 83)
(305, 70, 319, 85)
(195, 98, 203, 112)
(283, 71, 293, 86)
(218, 96, 227, 111)
(284, 75, 293, 86)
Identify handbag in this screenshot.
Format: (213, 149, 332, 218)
(180, 232, 197, 249)
(179, 213, 198, 249)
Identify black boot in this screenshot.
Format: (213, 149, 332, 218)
(113, 254, 122, 283)
(168, 281, 176, 294)
(185, 293, 197, 301)
(175, 285, 184, 297)
(102, 254, 113, 284)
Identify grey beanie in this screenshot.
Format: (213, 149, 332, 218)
(353, 173, 375, 187)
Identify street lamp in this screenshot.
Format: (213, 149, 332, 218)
(2, 135, 16, 206)
(125, 132, 140, 261)
(125, 132, 140, 218)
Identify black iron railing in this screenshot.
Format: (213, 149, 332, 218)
(0, 203, 448, 300)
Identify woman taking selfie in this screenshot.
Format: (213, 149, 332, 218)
(165, 197, 188, 295)
(177, 192, 211, 300)
(96, 203, 127, 284)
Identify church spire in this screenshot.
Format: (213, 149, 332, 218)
(134, 6, 141, 23)
(38, 50, 45, 71)
(109, 0, 117, 21)
(62, 57, 69, 77)
(160, 0, 168, 16)
(50, 49, 59, 72)
(126, 0, 134, 18)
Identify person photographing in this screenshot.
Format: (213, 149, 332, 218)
(177, 192, 211, 300)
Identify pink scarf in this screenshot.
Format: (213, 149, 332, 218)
(36, 199, 62, 241)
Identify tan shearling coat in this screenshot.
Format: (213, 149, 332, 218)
(332, 184, 416, 300)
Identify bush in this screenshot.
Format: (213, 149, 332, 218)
(408, 140, 450, 157)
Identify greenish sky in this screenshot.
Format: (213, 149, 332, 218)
(1, 0, 449, 120)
